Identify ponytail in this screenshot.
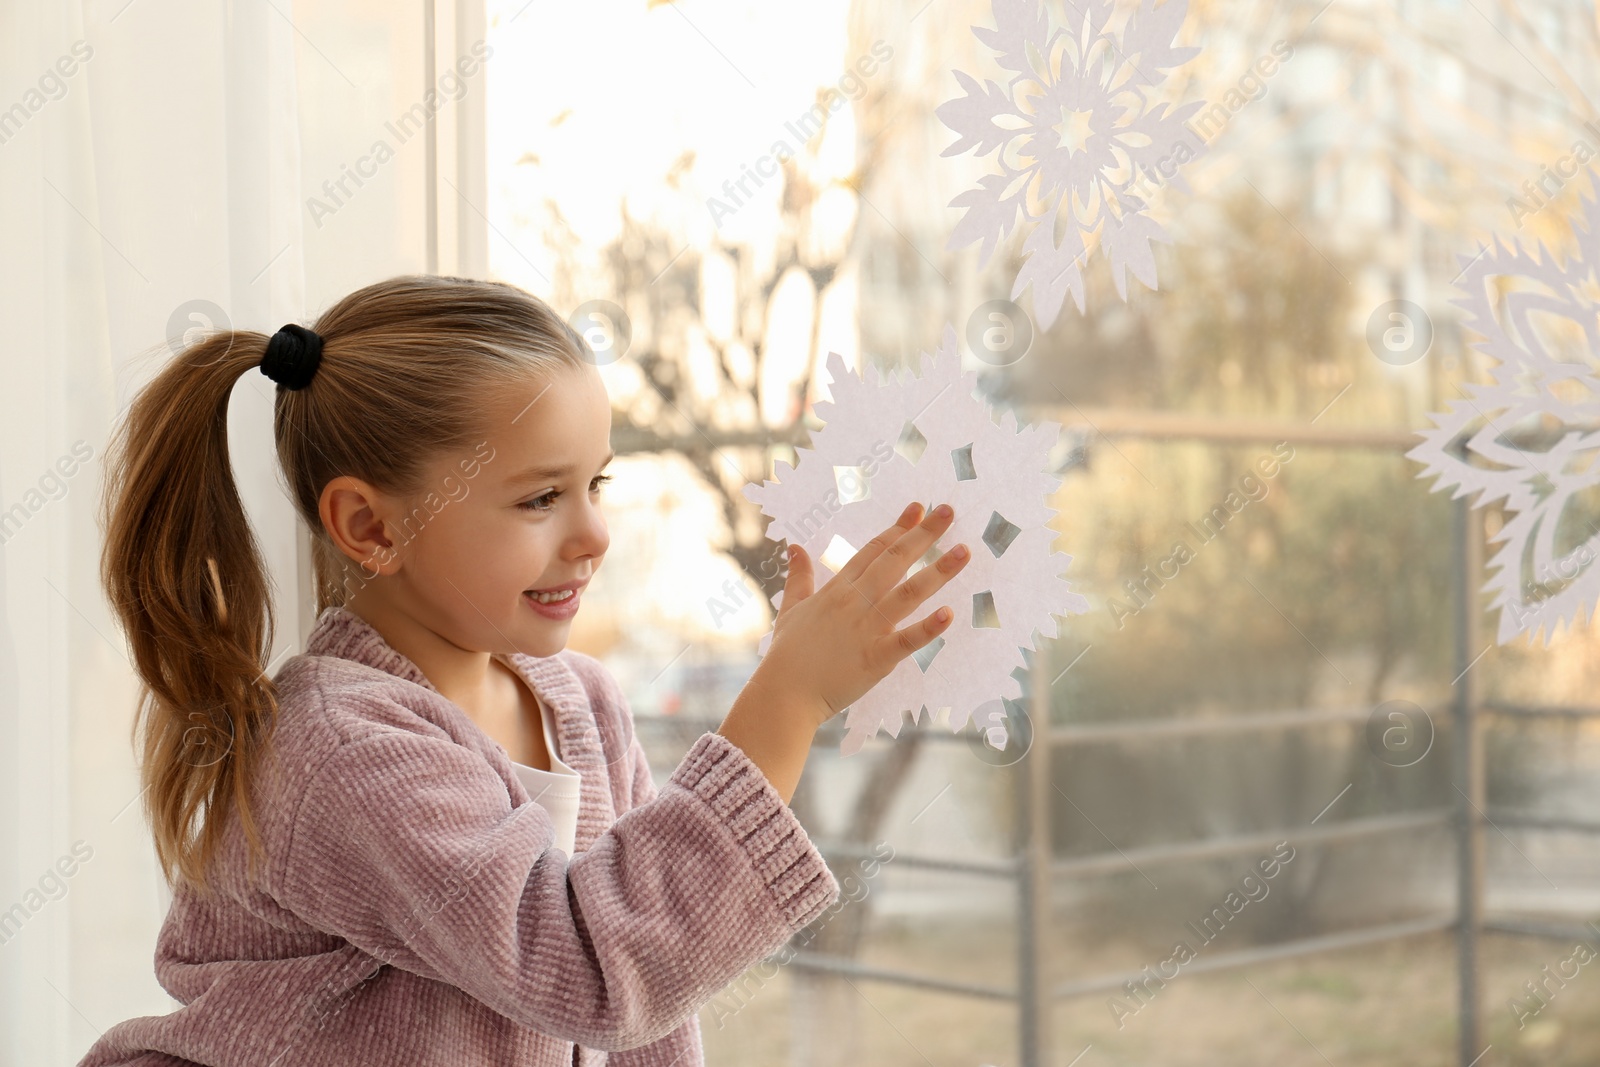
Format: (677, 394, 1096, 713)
(100, 330, 282, 895)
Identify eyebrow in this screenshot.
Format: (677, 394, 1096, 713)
(505, 450, 616, 486)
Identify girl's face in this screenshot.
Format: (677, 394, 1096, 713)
(383, 361, 613, 659)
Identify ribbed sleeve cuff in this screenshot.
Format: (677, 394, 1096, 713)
(669, 731, 839, 929)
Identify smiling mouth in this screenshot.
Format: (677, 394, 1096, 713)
(525, 588, 578, 604)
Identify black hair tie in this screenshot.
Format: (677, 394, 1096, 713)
(260, 323, 325, 390)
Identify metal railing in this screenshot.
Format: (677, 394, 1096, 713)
(630, 413, 1600, 1066)
(790, 703, 1465, 1061)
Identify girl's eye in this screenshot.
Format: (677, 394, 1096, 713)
(520, 474, 612, 513)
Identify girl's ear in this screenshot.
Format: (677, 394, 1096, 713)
(319, 476, 401, 576)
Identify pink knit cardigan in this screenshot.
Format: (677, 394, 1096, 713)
(78, 606, 840, 1066)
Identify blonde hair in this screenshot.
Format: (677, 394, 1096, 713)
(99, 275, 590, 893)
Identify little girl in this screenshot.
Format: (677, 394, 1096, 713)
(80, 274, 971, 1067)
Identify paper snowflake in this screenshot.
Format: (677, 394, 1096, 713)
(1407, 183, 1600, 645)
(741, 325, 1092, 756)
(936, 0, 1206, 329)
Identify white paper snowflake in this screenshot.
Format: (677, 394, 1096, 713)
(936, 0, 1206, 329)
(741, 325, 1092, 756)
(1407, 183, 1600, 645)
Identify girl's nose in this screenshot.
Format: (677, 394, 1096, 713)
(573, 498, 609, 558)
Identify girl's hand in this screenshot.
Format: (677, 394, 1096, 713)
(752, 501, 970, 732)
(717, 501, 968, 802)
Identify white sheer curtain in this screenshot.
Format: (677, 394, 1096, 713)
(0, 1, 486, 1062)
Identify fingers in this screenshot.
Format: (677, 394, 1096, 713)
(859, 502, 957, 601)
(776, 543, 814, 617)
(876, 604, 954, 669)
(881, 540, 970, 626)
(834, 501, 927, 585)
